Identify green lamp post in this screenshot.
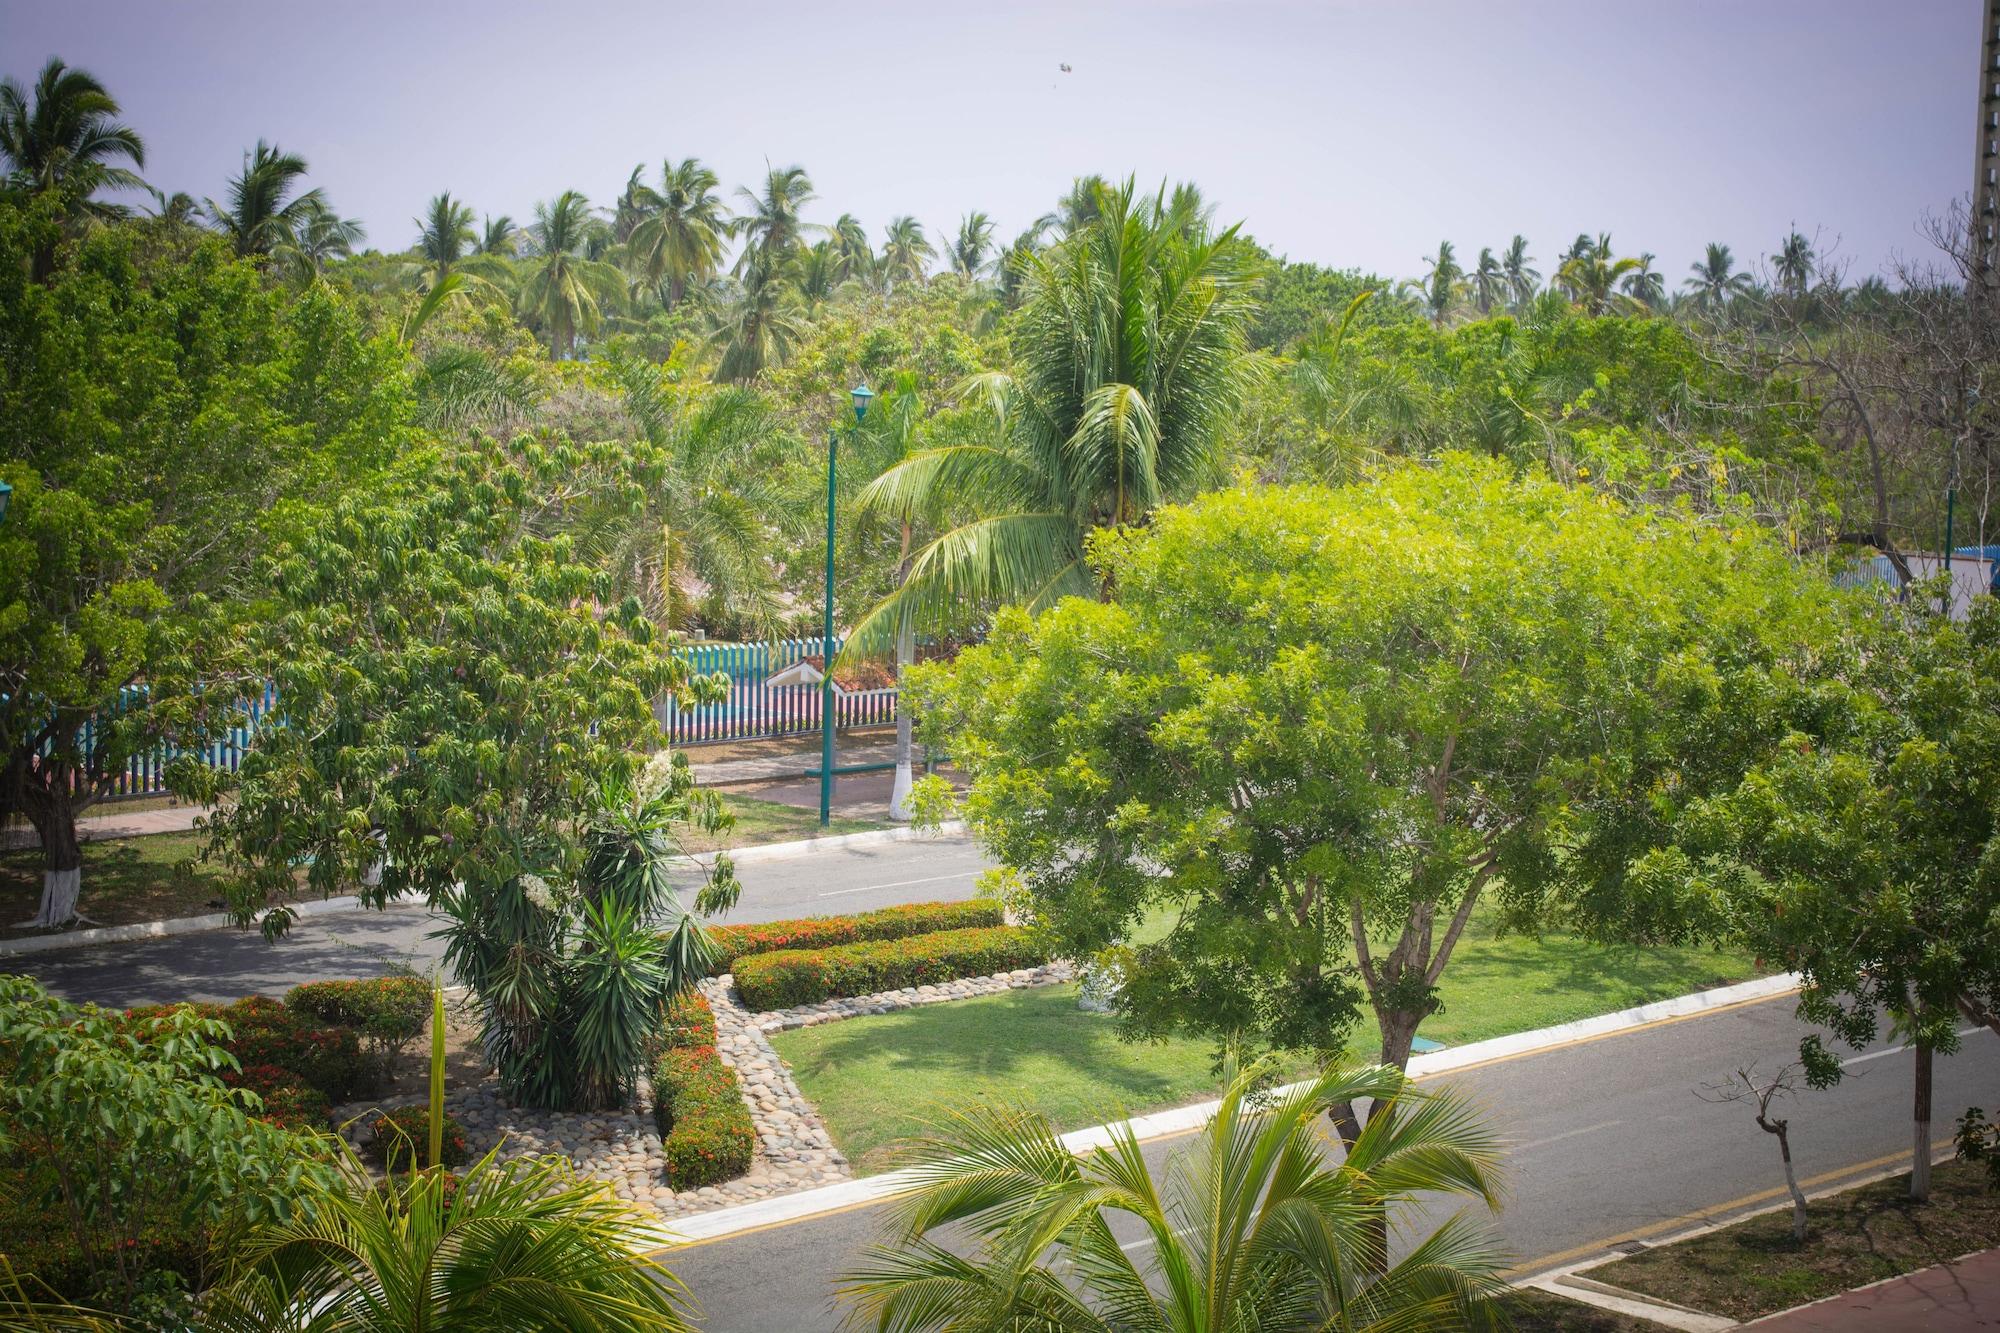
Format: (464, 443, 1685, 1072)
(820, 383, 874, 825)
(0, 478, 11, 524)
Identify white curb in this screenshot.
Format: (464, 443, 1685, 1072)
(0, 824, 974, 958)
(658, 972, 1804, 1246)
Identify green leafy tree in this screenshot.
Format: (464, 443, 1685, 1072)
(0, 975, 326, 1313)
(203, 140, 326, 258)
(519, 189, 625, 358)
(627, 157, 726, 309)
(847, 177, 1255, 654)
(0, 201, 405, 927)
(1557, 234, 1644, 315)
(180, 435, 719, 940)
(1675, 594, 2000, 1201)
(712, 263, 806, 383)
(0, 57, 145, 262)
(276, 196, 364, 282)
(909, 458, 1837, 1073)
(203, 1146, 696, 1331)
(837, 1058, 1507, 1330)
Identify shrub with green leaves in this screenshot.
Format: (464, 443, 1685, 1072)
(0, 975, 328, 1311)
(704, 899, 1002, 975)
(370, 1106, 468, 1173)
(731, 925, 1049, 1011)
(662, 991, 717, 1049)
(286, 976, 431, 1069)
(653, 1042, 754, 1189)
(122, 995, 369, 1103)
(223, 1064, 332, 1132)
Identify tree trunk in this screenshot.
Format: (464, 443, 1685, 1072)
(1912, 1041, 1934, 1201)
(18, 780, 86, 929)
(1376, 1007, 1423, 1072)
(889, 612, 916, 821)
(1761, 1116, 1809, 1242)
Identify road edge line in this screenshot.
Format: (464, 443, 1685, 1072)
(655, 971, 1803, 1248)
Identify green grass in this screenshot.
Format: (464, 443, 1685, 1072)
(0, 830, 226, 936)
(687, 794, 885, 852)
(772, 908, 1764, 1175)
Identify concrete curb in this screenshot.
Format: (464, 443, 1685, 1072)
(0, 824, 975, 958)
(658, 972, 1805, 1246)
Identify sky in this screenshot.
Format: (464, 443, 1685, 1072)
(0, 0, 1977, 284)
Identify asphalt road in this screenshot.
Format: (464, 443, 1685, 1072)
(2, 833, 987, 1007)
(664, 993, 2000, 1332)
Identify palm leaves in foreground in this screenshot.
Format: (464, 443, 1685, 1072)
(837, 1059, 1509, 1332)
(203, 1146, 695, 1332)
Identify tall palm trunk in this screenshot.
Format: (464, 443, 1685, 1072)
(890, 522, 916, 821)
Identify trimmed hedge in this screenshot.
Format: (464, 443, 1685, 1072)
(371, 1105, 469, 1172)
(732, 925, 1049, 1011)
(704, 899, 1003, 975)
(286, 976, 430, 1050)
(123, 995, 368, 1102)
(653, 995, 754, 1189)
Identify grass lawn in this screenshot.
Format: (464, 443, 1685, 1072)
(1497, 1287, 1671, 1331)
(1588, 1158, 2000, 1322)
(689, 794, 884, 852)
(0, 830, 226, 937)
(771, 908, 1763, 1175)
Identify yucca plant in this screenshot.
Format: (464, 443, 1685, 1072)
(836, 1058, 1510, 1332)
(437, 753, 736, 1111)
(202, 1145, 696, 1332)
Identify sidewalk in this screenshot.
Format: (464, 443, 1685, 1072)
(1, 738, 929, 851)
(1746, 1246, 2000, 1329)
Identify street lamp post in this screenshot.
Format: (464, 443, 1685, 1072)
(0, 478, 12, 524)
(820, 383, 874, 825)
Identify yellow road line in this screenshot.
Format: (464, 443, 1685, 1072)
(1505, 1140, 1954, 1278)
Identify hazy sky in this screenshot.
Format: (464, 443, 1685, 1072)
(0, 1, 1977, 283)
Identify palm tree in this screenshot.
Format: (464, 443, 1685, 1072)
(1471, 247, 1505, 315)
(415, 191, 477, 282)
(847, 178, 1253, 655)
(145, 185, 199, 226)
(830, 212, 873, 287)
(712, 263, 806, 382)
(880, 215, 936, 289)
(732, 164, 816, 277)
(1683, 242, 1751, 312)
(481, 213, 519, 256)
(278, 197, 364, 280)
(1422, 240, 1462, 325)
(519, 190, 626, 359)
(997, 220, 1049, 308)
(1557, 234, 1645, 316)
(1040, 173, 1110, 237)
(1501, 235, 1539, 308)
(1624, 251, 1665, 309)
(1776, 230, 1814, 299)
(0, 58, 145, 219)
(204, 141, 324, 258)
(625, 157, 726, 310)
(203, 1148, 696, 1331)
(950, 210, 996, 280)
(837, 1058, 1508, 1331)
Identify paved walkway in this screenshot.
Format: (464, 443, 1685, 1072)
(1747, 1247, 2000, 1330)
(1, 740, 928, 851)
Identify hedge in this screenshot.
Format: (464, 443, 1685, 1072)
(704, 899, 1003, 975)
(653, 995, 754, 1189)
(123, 995, 368, 1102)
(286, 977, 430, 1050)
(223, 1062, 332, 1132)
(732, 924, 1049, 1011)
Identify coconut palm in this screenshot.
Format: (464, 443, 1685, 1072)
(1422, 240, 1462, 325)
(145, 186, 199, 226)
(0, 58, 145, 220)
(203, 1148, 696, 1332)
(1040, 173, 1110, 238)
(1623, 251, 1665, 309)
(204, 141, 325, 258)
(481, 213, 519, 256)
(837, 1058, 1508, 1332)
(1683, 242, 1753, 312)
(626, 157, 726, 310)
(277, 197, 364, 281)
(1775, 230, 1814, 299)
(880, 215, 936, 289)
(950, 210, 997, 280)
(997, 220, 1049, 308)
(1557, 234, 1645, 316)
(519, 190, 626, 359)
(415, 191, 477, 282)
(712, 263, 807, 382)
(1501, 235, 1539, 308)
(830, 212, 874, 287)
(732, 164, 816, 277)
(1470, 247, 1505, 315)
(847, 178, 1253, 655)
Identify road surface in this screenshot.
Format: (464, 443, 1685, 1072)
(3, 833, 987, 1007)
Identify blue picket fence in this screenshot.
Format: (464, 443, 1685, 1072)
(57, 681, 279, 798)
(659, 637, 899, 745)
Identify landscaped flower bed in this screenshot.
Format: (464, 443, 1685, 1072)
(653, 993, 755, 1189)
(222, 1062, 332, 1131)
(732, 924, 1050, 1011)
(123, 994, 369, 1102)
(703, 899, 1002, 975)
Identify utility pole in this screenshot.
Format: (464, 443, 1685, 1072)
(1974, 1, 2000, 304)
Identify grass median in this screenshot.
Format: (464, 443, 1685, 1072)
(770, 910, 1763, 1174)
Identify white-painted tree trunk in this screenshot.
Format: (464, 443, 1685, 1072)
(19, 867, 83, 929)
(889, 612, 916, 822)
